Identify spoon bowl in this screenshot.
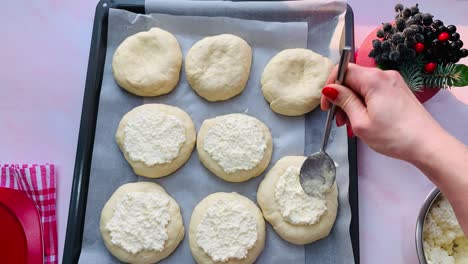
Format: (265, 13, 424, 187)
(299, 151, 336, 197)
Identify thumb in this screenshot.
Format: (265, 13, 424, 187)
(322, 84, 369, 129)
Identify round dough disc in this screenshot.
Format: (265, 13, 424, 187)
(189, 192, 265, 264)
(257, 156, 338, 245)
(100, 182, 185, 263)
(261, 49, 334, 116)
(116, 104, 196, 178)
(185, 34, 252, 101)
(112, 27, 182, 97)
(196, 113, 273, 182)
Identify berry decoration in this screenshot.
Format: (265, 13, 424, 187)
(415, 42, 425, 53)
(424, 62, 437, 73)
(438, 32, 450, 42)
(366, 3, 468, 91)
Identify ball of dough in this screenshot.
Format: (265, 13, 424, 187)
(257, 156, 338, 245)
(196, 113, 272, 182)
(100, 182, 185, 263)
(112, 27, 182, 97)
(189, 192, 265, 264)
(116, 104, 196, 178)
(185, 34, 252, 101)
(261, 49, 334, 116)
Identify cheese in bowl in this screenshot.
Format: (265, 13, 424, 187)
(423, 194, 468, 263)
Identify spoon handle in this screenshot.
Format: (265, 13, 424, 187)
(320, 47, 352, 152)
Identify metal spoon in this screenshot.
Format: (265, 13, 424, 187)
(299, 46, 352, 197)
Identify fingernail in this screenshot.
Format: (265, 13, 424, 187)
(347, 125, 354, 138)
(322, 87, 339, 100)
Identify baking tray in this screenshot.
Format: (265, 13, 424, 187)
(63, 0, 358, 263)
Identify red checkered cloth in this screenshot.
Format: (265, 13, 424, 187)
(0, 164, 57, 264)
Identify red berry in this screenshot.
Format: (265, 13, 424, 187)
(415, 42, 425, 53)
(424, 62, 437, 73)
(438, 32, 450, 42)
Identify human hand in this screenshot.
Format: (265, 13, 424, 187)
(321, 63, 444, 162)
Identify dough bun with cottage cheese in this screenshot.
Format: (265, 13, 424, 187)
(116, 104, 196, 178)
(261, 49, 334, 116)
(196, 113, 272, 182)
(257, 156, 338, 245)
(100, 182, 184, 264)
(189, 192, 265, 264)
(185, 34, 252, 101)
(112, 27, 182, 97)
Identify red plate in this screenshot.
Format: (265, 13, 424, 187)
(0, 188, 43, 264)
(355, 25, 440, 104)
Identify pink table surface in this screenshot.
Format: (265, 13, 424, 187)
(0, 0, 467, 263)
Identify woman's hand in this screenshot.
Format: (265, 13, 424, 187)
(320, 63, 444, 163)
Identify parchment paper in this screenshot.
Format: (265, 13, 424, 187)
(80, 1, 353, 263)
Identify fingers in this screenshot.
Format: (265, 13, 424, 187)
(335, 109, 347, 127)
(322, 84, 369, 132)
(326, 63, 382, 98)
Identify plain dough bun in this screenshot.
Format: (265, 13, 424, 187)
(116, 104, 196, 178)
(100, 182, 185, 264)
(196, 114, 273, 182)
(112, 28, 182, 97)
(185, 34, 252, 101)
(261, 49, 334, 116)
(189, 192, 265, 264)
(257, 156, 338, 245)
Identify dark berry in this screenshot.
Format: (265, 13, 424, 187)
(392, 33, 404, 44)
(456, 40, 464, 48)
(451, 33, 460, 41)
(376, 29, 385, 38)
(422, 13, 433, 26)
(405, 37, 416, 48)
(381, 52, 390, 61)
(389, 51, 401, 61)
(432, 20, 443, 27)
(424, 62, 437, 73)
(415, 42, 425, 53)
(451, 57, 460, 63)
(403, 28, 416, 38)
(460, 49, 468, 58)
(382, 23, 392, 32)
(402, 8, 412, 18)
(382, 40, 392, 51)
(415, 33, 424, 42)
(447, 25, 457, 34)
(397, 43, 407, 54)
(395, 3, 404, 12)
(410, 4, 419, 15)
(450, 42, 460, 51)
(438, 26, 447, 33)
(409, 25, 420, 32)
(438, 32, 450, 42)
(413, 14, 423, 23)
(425, 31, 435, 40)
(406, 19, 416, 27)
(369, 49, 377, 58)
(372, 39, 382, 49)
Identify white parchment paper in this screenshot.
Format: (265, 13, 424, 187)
(80, 1, 353, 263)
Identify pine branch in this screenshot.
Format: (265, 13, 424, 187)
(424, 63, 461, 89)
(399, 62, 424, 92)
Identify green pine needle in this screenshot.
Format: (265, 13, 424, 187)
(399, 62, 424, 92)
(425, 63, 461, 89)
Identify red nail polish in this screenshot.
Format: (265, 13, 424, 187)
(322, 87, 339, 100)
(347, 125, 354, 138)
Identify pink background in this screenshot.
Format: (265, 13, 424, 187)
(0, 0, 466, 263)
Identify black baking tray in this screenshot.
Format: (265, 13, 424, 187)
(63, 0, 359, 263)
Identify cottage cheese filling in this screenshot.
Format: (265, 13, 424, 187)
(196, 199, 257, 262)
(423, 195, 468, 264)
(123, 110, 186, 166)
(203, 115, 266, 173)
(105, 192, 170, 254)
(275, 166, 327, 225)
